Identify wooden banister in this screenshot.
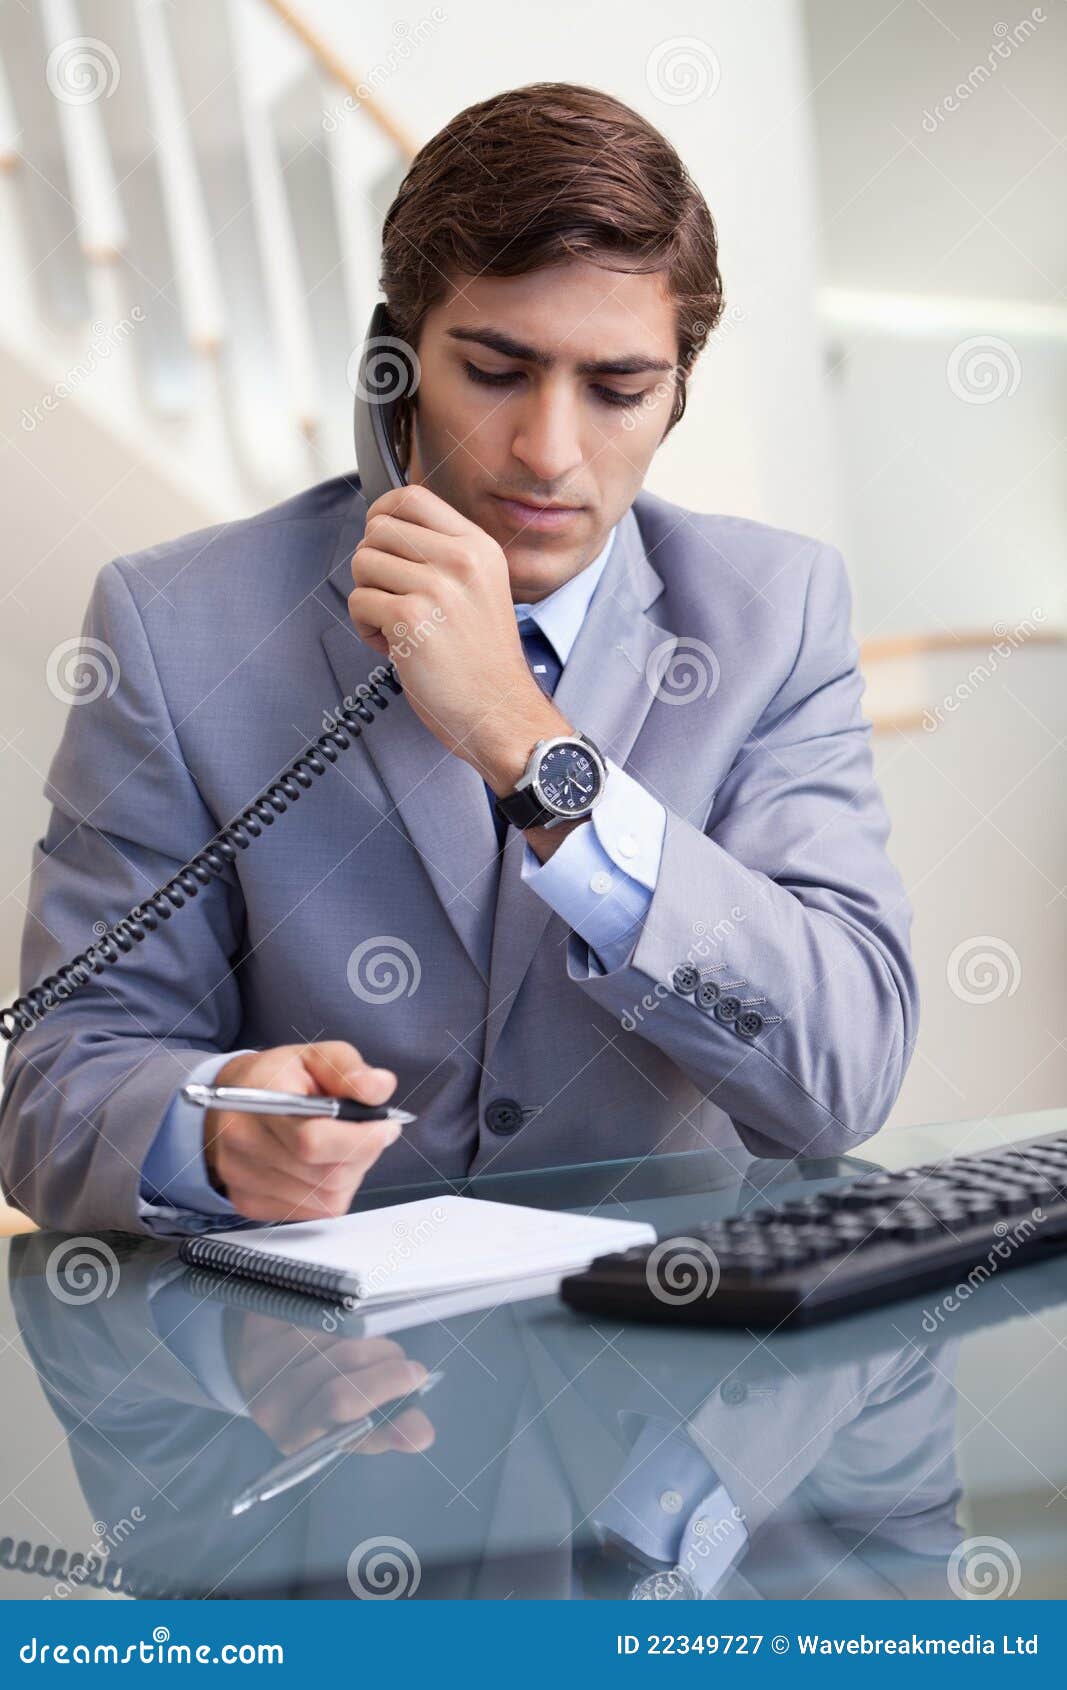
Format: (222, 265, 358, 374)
(260, 0, 419, 159)
(860, 625, 1064, 733)
(861, 628, 1065, 663)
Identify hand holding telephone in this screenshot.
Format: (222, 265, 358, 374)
(0, 307, 411, 1043)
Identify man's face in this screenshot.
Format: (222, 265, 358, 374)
(405, 260, 680, 602)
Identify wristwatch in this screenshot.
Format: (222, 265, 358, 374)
(494, 731, 608, 832)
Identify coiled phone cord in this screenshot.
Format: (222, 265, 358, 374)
(0, 663, 403, 1044)
(0, 1533, 234, 1598)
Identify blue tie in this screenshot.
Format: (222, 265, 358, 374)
(488, 617, 562, 848)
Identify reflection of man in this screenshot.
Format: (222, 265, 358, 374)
(9, 1234, 961, 1601)
(0, 82, 918, 1239)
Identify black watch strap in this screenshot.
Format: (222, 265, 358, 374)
(494, 786, 551, 830)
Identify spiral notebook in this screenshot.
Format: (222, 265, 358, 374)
(178, 1194, 655, 1306)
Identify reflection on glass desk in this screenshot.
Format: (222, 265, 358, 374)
(1, 1107, 1066, 1601)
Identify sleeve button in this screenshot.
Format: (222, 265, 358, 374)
(696, 980, 720, 1009)
(736, 1010, 764, 1039)
(671, 964, 700, 995)
(714, 995, 742, 1023)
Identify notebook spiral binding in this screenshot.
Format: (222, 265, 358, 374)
(179, 1236, 352, 1303)
(0, 664, 402, 1043)
(0, 1535, 233, 1600)
(180, 1265, 351, 1328)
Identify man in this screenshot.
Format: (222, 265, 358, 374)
(0, 83, 918, 1235)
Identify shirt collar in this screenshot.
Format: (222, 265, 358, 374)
(513, 526, 617, 666)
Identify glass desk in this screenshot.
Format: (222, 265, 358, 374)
(1, 1107, 1065, 1602)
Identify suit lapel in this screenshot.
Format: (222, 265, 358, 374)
(318, 492, 500, 985)
(482, 506, 676, 1071)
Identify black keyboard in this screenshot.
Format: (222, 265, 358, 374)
(559, 1130, 1067, 1329)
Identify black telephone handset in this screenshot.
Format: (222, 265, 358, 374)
(0, 309, 411, 1043)
(352, 301, 409, 500)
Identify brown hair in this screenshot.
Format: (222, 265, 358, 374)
(378, 81, 724, 463)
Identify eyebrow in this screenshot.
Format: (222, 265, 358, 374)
(445, 325, 674, 378)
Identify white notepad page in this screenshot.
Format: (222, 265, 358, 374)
(205, 1194, 655, 1303)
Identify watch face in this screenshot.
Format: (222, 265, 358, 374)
(535, 741, 604, 817)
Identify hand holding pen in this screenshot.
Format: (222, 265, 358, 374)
(184, 1041, 416, 1224)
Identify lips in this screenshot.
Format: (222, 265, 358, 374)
(492, 495, 584, 532)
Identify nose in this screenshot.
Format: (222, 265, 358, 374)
(510, 381, 585, 486)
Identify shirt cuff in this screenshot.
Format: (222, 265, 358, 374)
(594, 1418, 748, 1596)
(148, 1266, 250, 1416)
(139, 1049, 256, 1229)
(519, 758, 665, 971)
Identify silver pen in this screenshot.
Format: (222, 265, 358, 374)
(230, 1370, 444, 1515)
(181, 1082, 416, 1126)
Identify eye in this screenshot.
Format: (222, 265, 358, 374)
(592, 385, 647, 410)
(463, 361, 649, 411)
(464, 361, 521, 388)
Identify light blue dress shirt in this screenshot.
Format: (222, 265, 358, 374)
(140, 524, 666, 1224)
(589, 1416, 747, 1597)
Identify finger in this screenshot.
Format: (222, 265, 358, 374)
(356, 1407, 435, 1456)
(224, 1180, 349, 1225)
(368, 483, 471, 536)
(360, 513, 460, 566)
(223, 1153, 371, 1222)
(254, 1339, 412, 1443)
(261, 1113, 402, 1168)
(348, 585, 424, 650)
(221, 1144, 357, 1213)
(223, 1122, 364, 1194)
(289, 1358, 429, 1445)
(299, 1042, 396, 1103)
(311, 1336, 408, 1367)
(351, 545, 432, 593)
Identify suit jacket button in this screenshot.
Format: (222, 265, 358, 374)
(672, 964, 700, 995)
(713, 995, 742, 1024)
(696, 980, 720, 1009)
(485, 1096, 524, 1135)
(720, 1379, 747, 1405)
(736, 1010, 764, 1039)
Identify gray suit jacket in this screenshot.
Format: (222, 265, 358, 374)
(0, 474, 919, 1233)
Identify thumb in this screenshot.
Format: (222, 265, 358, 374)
(299, 1041, 396, 1104)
